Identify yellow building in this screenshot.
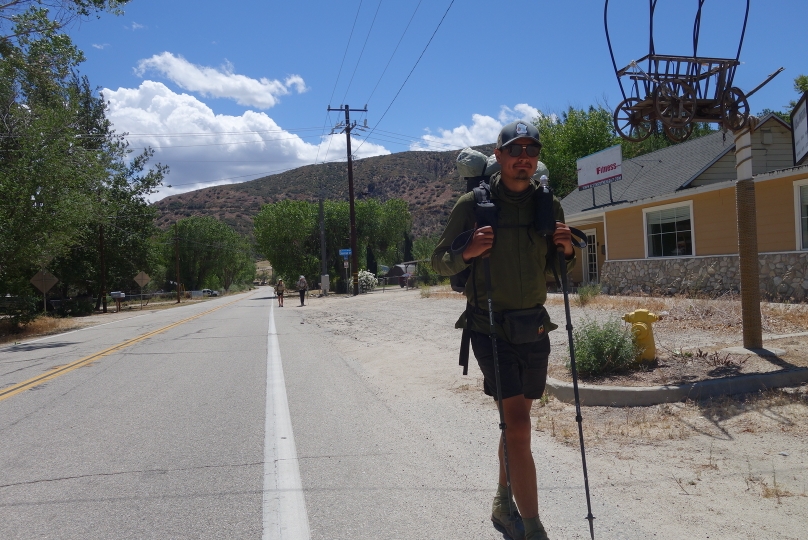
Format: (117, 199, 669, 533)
(561, 115, 808, 301)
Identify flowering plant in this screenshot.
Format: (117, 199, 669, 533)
(358, 269, 378, 293)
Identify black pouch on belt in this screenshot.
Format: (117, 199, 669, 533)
(500, 306, 548, 344)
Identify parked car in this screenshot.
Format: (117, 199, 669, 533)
(202, 289, 212, 296)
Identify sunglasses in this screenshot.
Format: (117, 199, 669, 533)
(502, 143, 541, 158)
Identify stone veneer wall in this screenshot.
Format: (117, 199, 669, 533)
(599, 252, 808, 302)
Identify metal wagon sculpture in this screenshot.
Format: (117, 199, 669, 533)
(605, 0, 782, 143)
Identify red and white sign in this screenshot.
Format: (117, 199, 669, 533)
(577, 144, 623, 191)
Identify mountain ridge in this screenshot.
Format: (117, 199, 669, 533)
(153, 144, 496, 239)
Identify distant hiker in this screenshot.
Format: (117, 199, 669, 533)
(275, 279, 285, 307)
(296, 275, 308, 306)
(431, 121, 575, 540)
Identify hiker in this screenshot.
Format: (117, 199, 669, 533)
(274, 279, 285, 307)
(431, 121, 574, 540)
(296, 275, 308, 306)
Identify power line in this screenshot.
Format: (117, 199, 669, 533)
(328, 0, 365, 108)
(354, 0, 455, 155)
(340, 0, 384, 106)
(364, 0, 423, 106)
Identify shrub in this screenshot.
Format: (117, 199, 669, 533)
(576, 283, 601, 307)
(570, 317, 639, 377)
(0, 294, 40, 331)
(358, 270, 378, 293)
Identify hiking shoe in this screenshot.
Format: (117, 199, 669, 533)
(491, 509, 524, 540)
(524, 516, 549, 540)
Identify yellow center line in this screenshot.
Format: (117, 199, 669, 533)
(0, 296, 247, 403)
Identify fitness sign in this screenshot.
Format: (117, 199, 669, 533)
(576, 144, 623, 191)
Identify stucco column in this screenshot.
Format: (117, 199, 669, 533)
(733, 118, 762, 349)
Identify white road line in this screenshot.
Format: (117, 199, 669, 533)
(263, 303, 311, 540)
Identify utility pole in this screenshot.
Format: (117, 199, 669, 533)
(319, 197, 328, 295)
(174, 222, 181, 304)
(99, 224, 107, 313)
(328, 103, 367, 296)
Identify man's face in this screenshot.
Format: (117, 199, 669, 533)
(494, 137, 540, 183)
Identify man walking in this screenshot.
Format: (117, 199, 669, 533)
(431, 121, 574, 540)
(274, 279, 285, 307)
(296, 275, 308, 306)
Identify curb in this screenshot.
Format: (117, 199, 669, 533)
(546, 368, 808, 407)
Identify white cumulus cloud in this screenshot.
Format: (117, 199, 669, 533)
(103, 81, 389, 202)
(411, 104, 542, 151)
(135, 52, 308, 109)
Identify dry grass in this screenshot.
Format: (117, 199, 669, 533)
(422, 284, 464, 300)
(0, 316, 83, 345)
(533, 387, 808, 447)
(545, 292, 808, 334)
(761, 302, 808, 332)
(427, 286, 808, 334)
(0, 298, 215, 346)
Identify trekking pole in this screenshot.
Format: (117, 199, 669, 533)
(556, 245, 596, 540)
(483, 256, 516, 522)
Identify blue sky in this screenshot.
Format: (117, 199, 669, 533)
(66, 0, 806, 201)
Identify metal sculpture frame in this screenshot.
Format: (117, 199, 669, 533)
(605, 0, 780, 143)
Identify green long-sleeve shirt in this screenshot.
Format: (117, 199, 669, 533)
(431, 173, 575, 337)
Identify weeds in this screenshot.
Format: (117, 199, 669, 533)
(0, 315, 80, 345)
(575, 283, 602, 307)
(570, 317, 639, 377)
(761, 464, 792, 502)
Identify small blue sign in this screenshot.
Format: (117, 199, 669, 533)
(339, 248, 352, 256)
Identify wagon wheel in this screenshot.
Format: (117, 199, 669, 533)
(654, 80, 697, 128)
(722, 87, 749, 131)
(663, 123, 694, 143)
(613, 97, 652, 142)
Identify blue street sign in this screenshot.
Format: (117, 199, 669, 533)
(339, 248, 352, 256)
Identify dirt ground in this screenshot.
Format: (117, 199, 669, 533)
(300, 286, 808, 540)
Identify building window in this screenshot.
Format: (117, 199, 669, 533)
(801, 185, 808, 250)
(645, 204, 692, 257)
(583, 230, 598, 283)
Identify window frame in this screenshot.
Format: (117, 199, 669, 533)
(642, 200, 696, 259)
(795, 179, 808, 251)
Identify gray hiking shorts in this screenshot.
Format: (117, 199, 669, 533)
(470, 331, 550, 401)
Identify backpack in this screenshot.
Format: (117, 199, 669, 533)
(449, 176, 586, 374)
(448, 176, 557, 294)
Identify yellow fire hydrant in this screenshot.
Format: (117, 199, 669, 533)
(622, 309, 661, 362)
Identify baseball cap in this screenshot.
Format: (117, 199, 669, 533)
(496, 120, 541, 149)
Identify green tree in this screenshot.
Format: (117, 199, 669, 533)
(0, 1, 130, 42)
(0, 16, 103, 300)
(254, 198, 411, 291)
(412, 234, 442, 285)
(535, 106, 619, 197)
(164, 216, 253, 292)
(254, 200, 320, 283)
(534, 105, 714, 198)
(757, 75, 808, 121)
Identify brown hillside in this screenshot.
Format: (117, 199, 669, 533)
(153, 145, 496, 238)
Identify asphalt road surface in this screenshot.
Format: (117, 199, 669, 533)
(1, 291, 648, 539)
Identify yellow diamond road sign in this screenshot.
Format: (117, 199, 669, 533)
(30, 270, 59, 293)
(133, 271, 151, 287)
